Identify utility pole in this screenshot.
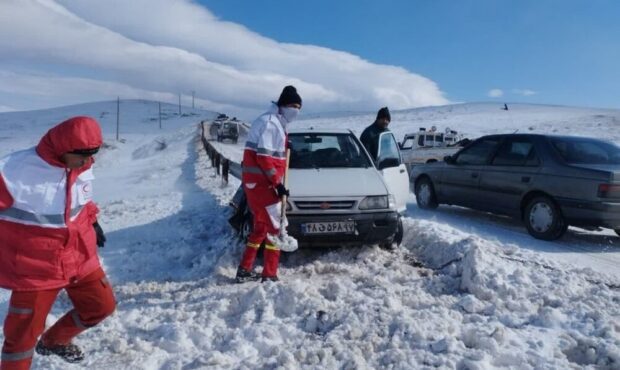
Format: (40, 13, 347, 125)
(158, 102, 162, 129)
(116, 96, 120, 141)
(178, 93, 181, 115)
(192, 91, 195, 109)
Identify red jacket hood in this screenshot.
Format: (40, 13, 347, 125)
(36, 116, 103, 168)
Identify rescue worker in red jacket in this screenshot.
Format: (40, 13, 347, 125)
(0, 117, 116, 370)
(236, 86, 302, 283)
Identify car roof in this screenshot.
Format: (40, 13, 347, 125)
(288, 127, 354, 135)
(476, 133, 608, 142)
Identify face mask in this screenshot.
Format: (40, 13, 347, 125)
(280, 107, 300, 123)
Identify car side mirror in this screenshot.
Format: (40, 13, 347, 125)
(444, 155, 455, 164)
(378, 157, 400, 170)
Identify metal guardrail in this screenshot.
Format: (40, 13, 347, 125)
(200, 121, 242, 184)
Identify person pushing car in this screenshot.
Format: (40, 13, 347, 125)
(0, 117, 116, 369)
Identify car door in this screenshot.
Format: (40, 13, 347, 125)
(399, 135, 416, 164)
(440, 136, 503, 207)
(478, 137, 542, 215)
(377, 132, 409, 213)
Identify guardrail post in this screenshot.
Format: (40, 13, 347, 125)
(222, 158, 229, 185)
(215, 152, 221, 175)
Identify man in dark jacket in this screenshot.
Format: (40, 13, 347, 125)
(360, 107, 391, 161)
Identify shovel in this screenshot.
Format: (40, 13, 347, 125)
(276, 148, 298, 252)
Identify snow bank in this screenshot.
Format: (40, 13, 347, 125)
(409, 219, 620, 369)
(0, 101, 618, 369)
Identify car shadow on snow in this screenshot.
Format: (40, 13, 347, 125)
(405, 201, 620, 255)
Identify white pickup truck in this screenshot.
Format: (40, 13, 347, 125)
(399, 127, 468, 171)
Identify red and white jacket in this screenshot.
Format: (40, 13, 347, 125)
(242, 103, 287, 189)
(0, 117, 103, 291)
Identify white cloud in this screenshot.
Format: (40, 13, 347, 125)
(488, 89, 504, 98)
(0, 70, 257, 116)
(512, 89, 537, 96)
(0, 0, 449, 117)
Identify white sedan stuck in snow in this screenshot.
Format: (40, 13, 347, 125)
(237, 127, 409, 248)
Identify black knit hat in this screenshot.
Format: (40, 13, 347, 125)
(376, 107, 391, 122)
(277, 85, 302, 107)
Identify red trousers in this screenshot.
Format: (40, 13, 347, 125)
(1, 268, 116, 370)
(239, 184, 281, 278)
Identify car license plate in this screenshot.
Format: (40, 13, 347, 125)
(302, 221, 356, 235)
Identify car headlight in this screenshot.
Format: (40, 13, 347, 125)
(359, 195, 389, 210)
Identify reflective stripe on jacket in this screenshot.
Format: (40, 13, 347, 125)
(0, 116, 103, 291)
(242, 103, 287, 187)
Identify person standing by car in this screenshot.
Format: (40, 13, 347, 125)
(0, 117, 116, 370)
(236, 85, 302, 283)
(361, 107, 391, 161)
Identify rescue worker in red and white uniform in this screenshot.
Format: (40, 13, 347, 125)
(236, 86, 302, 283)
(0, 117, 116, 370)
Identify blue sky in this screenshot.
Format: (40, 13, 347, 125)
(199, 0, 620, 109)
(0, 0, 617, 115)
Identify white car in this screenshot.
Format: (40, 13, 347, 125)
(280, 127, 408, 248)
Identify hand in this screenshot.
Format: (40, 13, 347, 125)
(93, 221, 106, 248)
(275, 183, 290, 198)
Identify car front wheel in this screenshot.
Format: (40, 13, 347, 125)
(524, 196, 566, 240)
(380, 216, 403, 250)
(240, 212, 253, 242)
(415, 177, 438, 209)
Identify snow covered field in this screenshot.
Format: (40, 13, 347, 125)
(0, 101, 618, 369)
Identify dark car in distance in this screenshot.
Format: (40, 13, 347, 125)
(410, 134, 620, 240)
(217, 121, 240, 144)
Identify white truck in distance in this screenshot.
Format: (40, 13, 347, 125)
(399, 127, 468, 171)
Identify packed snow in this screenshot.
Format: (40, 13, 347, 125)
(0, 101, 618, 369)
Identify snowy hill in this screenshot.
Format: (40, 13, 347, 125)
(0, 101, 618, 369)
(301, 102, 620, 144)
(0, 99, 217, 156)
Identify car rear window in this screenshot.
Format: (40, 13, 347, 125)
(289, 133, 372, 169)
(550, 137, 620, 164)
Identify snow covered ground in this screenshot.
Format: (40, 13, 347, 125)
(0, 101, 618, 369)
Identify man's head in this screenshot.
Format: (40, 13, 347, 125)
(277, 85, 302, 123)
(36, 116, 103, 169)
(375, 107, 391, 129)
(61, 147, 100, 169)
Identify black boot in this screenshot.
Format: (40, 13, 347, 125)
(235, 267, 260, 283)
(261, 276, 279, 283)
(36, 340, 84, 363)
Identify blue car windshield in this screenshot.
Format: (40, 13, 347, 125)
(550, 137, 620, 164)
(289, 133, 372, 169)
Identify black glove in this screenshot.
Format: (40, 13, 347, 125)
(93, 221, 106, 248)
(275, 183, 290, 197)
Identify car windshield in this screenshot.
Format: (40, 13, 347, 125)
(550, 137, 620, 164)
(289, 133, 372, 169)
